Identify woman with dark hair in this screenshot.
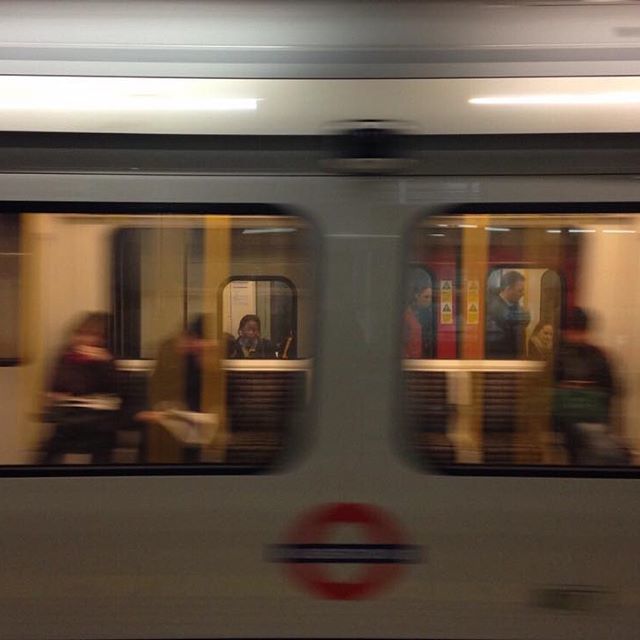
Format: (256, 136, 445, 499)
(403, 283, 433, 359)
(228, 314, 275, 359)
(528, 320, 554, 361)
(40, 312, 119, 464)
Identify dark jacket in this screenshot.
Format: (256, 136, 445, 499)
(51, 351, 117, 396)
(553, 340, 620, 463)
(485, 293, 530, 359)
(228, 338, 275, 359)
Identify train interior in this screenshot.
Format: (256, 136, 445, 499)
(405, 213, 640, 469)
(0, 212, 316, 467)
(2, 207, 640, 471)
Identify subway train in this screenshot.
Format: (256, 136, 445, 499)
(2, 1, 640, 639)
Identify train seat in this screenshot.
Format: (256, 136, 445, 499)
(224, 369, 306, 466)
(404, 370, 456, 465)
(112, 364, 308, 466)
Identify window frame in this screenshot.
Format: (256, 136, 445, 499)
(0, 200, 318, 478)
(400, 202, 640, 479)
(219, 275, 298, 359)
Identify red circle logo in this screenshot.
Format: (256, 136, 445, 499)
(269, 503, 421, 600)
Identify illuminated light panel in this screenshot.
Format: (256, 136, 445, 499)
(546, 229, 562, 234)
(0, 76, 258, 111)
(485, 226, 510, 232)
(602, 229, 636, 234)
(458, 224, 478, 228)
(429, 233, 445, 237)
(469, 92, 640, 106)
(0, 96, 258, 112)
(568, 229, 596, 233)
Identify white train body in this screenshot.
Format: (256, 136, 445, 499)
(0, 2, 640, 639)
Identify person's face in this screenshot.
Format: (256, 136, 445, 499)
(505, 280, 525, 304)
(414, 287, 432, 309)
(239, 320, 260, 341)
(540, 324, 553, 345)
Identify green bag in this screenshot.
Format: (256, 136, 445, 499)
(553, 387, 610, 425)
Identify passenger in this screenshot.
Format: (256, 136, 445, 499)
(403, 283, 433, 359)
(553, 307, 628, 465)
(148, 315, 217, 412)
(485, 270, 531, 359)
(227, 314, 276, 359)
(40, 312, 119, 464)
(528, 320, 554, 361)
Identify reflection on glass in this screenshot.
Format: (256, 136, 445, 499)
(404, 214, 638, 470)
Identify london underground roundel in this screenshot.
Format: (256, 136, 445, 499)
(269, 502, 422, 600)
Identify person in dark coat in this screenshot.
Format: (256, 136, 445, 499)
(227, 314, 275, 359)
(553, 307, 628, 465)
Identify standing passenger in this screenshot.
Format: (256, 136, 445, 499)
(485, 270, 531, 359)
(403, 284, 433, 358)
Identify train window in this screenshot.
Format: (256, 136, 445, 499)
(404, 213, 639, 472)
(486, 267, 562, 360)
(12, 212, 315, 471)
(0, 213, 20, 364)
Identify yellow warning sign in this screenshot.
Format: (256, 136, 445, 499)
(466, 280, 480, 325)
(440, 280, 453, 324)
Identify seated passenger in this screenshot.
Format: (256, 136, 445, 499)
(148, 315, 217, 412)
(553, 307, 629, 465)
(528, 320, 554, 361)
(40, 312, 119, 464)
(227, 314, 276, 359)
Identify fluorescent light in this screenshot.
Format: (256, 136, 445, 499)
(458, 224, 478, 229)
(242, 227, 296, 234)
(602, 229, 636, 234)
(546, 229, 562, 234)
(429, 233, 445, 237)
(569, 229, 596, 233)
(0, 76, 259, 112)
(485, 226, 510, 232)
(436, 224, 449, 228)
(1, 96, 258, 112)
(469, 92, 640, 106)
